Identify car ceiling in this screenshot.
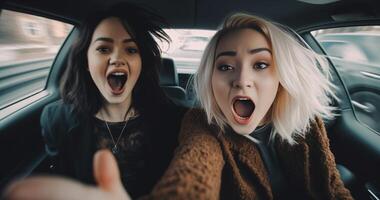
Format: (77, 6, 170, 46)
(3, 0, 380, 31)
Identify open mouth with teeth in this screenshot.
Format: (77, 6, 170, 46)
(107, 72, 128, 95)
(232, 97, 255, 124)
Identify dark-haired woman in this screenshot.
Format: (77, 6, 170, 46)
(37, 3, 185, 199)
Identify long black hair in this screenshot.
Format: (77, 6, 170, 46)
(60, 2, 171, 118)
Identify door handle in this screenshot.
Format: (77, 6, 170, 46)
(366, 183, 380, 200)
(360, 71, 380, 80)
(351, 100, 376, 113)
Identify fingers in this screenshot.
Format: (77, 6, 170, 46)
(3, 176, 104, 200)
(93, 150, 131, 200)
(4, 150, 130, 200)
(93, 150, 125, 195)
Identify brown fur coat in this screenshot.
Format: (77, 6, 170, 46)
(141, 109, 353, 200)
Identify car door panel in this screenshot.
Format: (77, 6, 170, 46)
(0, 26, 76, 191)
(304, 31, 380, 200)
(0, 95, 54, 190)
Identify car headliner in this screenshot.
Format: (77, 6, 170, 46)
(3, 0, 380, 31)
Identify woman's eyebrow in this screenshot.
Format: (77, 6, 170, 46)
(249, 48, 272, 55)
(216, 48, 272, 59)
(216, 51, 236, 59)
(94, 37, 113, 43)
(123, 38, 136, 43)
(93, 37, 136, 43)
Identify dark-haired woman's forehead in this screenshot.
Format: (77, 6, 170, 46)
(90, 17, 136, 45)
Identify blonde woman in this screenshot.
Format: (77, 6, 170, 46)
(144, 13, 354, 199)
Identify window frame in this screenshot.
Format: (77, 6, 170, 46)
(0, 7, 76, 120)
(301, 23, 380, 136)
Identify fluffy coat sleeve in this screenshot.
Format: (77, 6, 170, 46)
(140, 109, 225, 200)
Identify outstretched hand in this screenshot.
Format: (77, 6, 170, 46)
(4, 150, 131, 200)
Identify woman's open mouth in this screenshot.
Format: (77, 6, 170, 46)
(107, 71, 128, 95)
(232, 96, 255, 125)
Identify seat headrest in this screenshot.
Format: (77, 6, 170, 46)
(160, 58, 179, 86)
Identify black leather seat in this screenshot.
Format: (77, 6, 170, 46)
(160, 58, 187, 101)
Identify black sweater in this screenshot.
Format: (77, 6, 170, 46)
(40, 100, 186, 198)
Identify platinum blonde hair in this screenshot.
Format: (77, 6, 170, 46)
(194, 13, 337, 144)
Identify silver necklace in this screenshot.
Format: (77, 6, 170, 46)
(104, 120, 127, 154)
(102, 107, 132, 154)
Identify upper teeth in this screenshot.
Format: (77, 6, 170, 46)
(238, 97, 249, 100)
(111, 72, 125, 76)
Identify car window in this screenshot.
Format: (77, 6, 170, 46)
(312, 26, 380, 133)
(157, 29, 216, 74)
(318, 40, 368, 62)
(0, 10, 73, 109)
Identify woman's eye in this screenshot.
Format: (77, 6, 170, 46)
(218, 64, 233, 71)
(127, 47, 138, 54)
(96, 47, 110, 54)
(254, 62, 269, 70)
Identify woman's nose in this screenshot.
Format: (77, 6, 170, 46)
(232, 68, 253, 89)
(109, 59, 125, 66)
(109, 50, 126, 67)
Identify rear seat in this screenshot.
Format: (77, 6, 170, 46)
(159, 58, 190, 105)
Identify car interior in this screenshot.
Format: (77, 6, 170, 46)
(159, 58, 188, 102)
(1, 0, 380, 199)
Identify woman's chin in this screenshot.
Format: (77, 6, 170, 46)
(105, 98, 126, 104)
(102, 92, 130, 105)
(229, 122, 257, 135)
